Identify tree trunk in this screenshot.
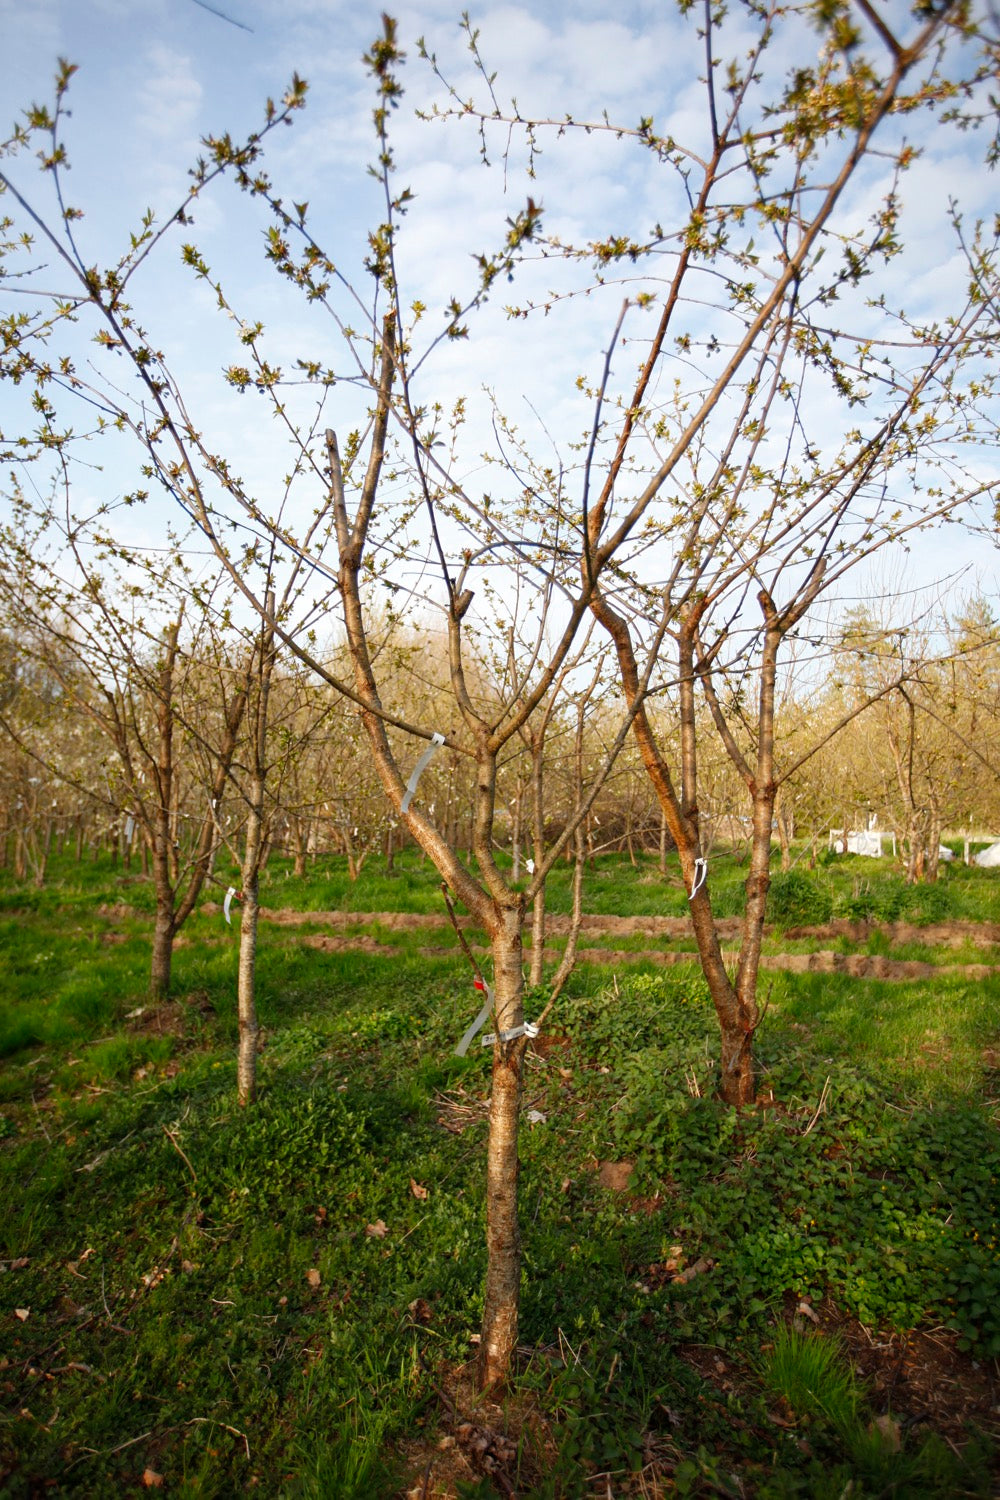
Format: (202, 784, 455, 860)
(527, 731, 547, 987)
(511, 786, 521, 882)
(150, 903, 174, 999)
(237, 866, 261, 1105)
(548, 818, 586, 1004)
(478, 903, 526, 1390)
(238, 589, 275, 1105)
(293, 820, 308, 878)
(32, 836, 48, 889)
(776, 794, 791, 871)
(529, 890, 546, 987)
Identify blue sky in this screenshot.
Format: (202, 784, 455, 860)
(1, 0, 997, 637)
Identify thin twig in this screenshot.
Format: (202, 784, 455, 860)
(802, 1075, 831, 1136)
(440, 882, 484, 982)
(162, 1124, 197, 1185)
(186, 1417, 251, 1461)
(31, 1093, 52, 1144)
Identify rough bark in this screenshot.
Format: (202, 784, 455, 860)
(150, 903, 175, 1000)
(478, 903, 526, 1390)
(237, 591, 275, 1106)
(237, 867, 260, 1104)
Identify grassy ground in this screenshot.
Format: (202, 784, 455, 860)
(0, 850, 998, 1497)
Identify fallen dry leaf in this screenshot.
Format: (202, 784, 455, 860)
(305, 1268, 321, 1289)
(407, 1297, 432, 1324)
(365, 1219, 388, 1239)
(141, 1469, 164, 1489)
(409, 1179, 429, 1201)
(872, 1414, 902, 1452)
(14, 1308, 30, 1322)
(672, 1256, 714, 1284)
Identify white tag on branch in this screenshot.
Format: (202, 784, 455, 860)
(480, 1021, 539, 1048)
(224, 887, 237, 925)
(688, 858, 708, 900)
(401, 732, 445, 813)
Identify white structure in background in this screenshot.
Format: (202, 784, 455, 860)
(974, 840, 1000, 868)
(827, 817, 897, 858)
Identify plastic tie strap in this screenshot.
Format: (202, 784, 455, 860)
(688, 858, 708, 901)
(480, 1021, 540, 1048)
(455, 977, 494, 1056)
(401, 732, 445, 813)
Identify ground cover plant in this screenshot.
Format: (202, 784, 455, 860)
(0, 851, 998, 1496)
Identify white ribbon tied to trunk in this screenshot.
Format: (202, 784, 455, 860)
(401, 732, 445, 813)
(224, 886, 237, 925)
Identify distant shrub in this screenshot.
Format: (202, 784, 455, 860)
(767, 871, 833, 927)
(901, 879, 955, 924)
(837, 876, 907, 923)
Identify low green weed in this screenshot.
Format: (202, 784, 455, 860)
(761, 1325, 859, 1434)
(759, 1327, 991, 1497)
(1, 853, 998, 1497)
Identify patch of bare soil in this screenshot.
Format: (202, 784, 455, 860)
(258, 907, 462, 930)
(754, 951, 996, 980)
(396, 1360, 553, 1499)
(812, 1305, 1000, 1450)
(529, 946, 999, 981)
(396, 1357, 677, 1499)
(304, 932, 395, 955)
(785, 919, 1000, 949)
(245, 909, 1000, 979)
(679, 1306, 999, 1483)
(96, 902, 136, 921)
(124, 991, 215, 1037)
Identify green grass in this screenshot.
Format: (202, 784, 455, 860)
(757, 1326, 992, 1498)
(0, 851, 997, 1496)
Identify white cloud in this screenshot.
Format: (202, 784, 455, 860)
(136, 41, 203, 144)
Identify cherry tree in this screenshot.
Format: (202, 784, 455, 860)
(1, 0, 997, 1383)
